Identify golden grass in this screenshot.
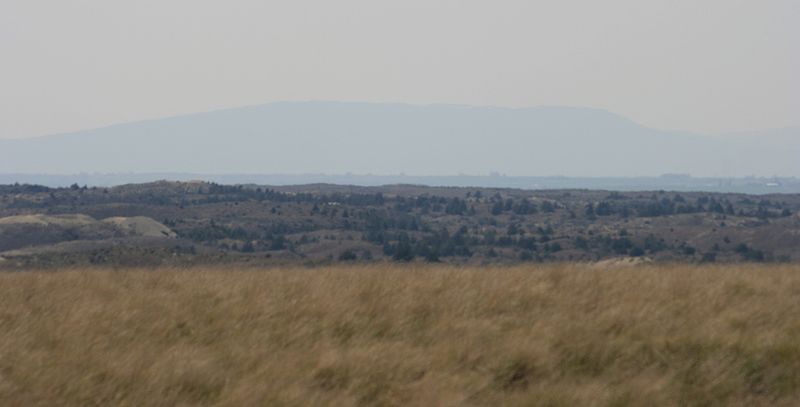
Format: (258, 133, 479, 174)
(1, 263, 800, 406)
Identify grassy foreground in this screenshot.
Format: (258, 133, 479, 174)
(1, 264, 800, 406)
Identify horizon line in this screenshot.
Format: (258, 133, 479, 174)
(3, 100, 797, 141)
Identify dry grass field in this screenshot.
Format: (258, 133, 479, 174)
(1, 264, 800, 406)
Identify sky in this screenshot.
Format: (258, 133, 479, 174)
(0, 0, 798, 140)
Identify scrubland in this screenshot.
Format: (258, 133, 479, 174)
(1, 263, 799, 406)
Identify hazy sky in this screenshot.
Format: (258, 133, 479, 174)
(1, 0, 798, 139)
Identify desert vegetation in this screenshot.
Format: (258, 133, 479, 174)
(2, 182, 799, 268)
(2, 263, 800, 406)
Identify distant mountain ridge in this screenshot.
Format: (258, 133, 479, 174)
(1, 101, 797, 176)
